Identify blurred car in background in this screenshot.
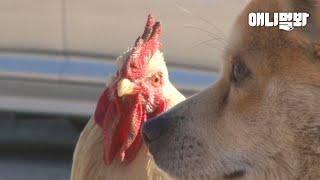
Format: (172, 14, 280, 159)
(0, 0, 249, 119)
(0, 0, 248, 179)
(0, 55, 216, 118)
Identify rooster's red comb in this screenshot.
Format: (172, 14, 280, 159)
(94, 14, 163, 165)
(121, 14, 162, 80)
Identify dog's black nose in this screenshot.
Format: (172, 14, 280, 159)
(142, 115, 168, 143)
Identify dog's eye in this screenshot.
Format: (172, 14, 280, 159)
(231, 57, 250, 83)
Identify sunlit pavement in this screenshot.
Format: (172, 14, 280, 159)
(0, 116, 82, 180)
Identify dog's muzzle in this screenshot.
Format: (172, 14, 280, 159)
(142, 115, 169, 143)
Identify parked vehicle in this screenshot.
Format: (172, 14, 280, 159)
(0, 54, 215, 117)
(0, 0, 248, 118)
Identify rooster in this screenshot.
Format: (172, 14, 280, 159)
(70, 15, 185, 180)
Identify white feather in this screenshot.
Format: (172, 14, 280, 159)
(147, 50, 168, 79)
(71, 48, 185, 180)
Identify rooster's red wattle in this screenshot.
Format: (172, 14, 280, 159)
(71, 14, 185, 180)
(94, 15, 168, 165)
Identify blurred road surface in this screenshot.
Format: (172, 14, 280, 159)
(0, 114, 82, 180)
(0, 149, 72, 180)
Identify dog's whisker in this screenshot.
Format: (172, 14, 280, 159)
(183, 26, 226, 42)
(174, 1, 193, 15)
(174, 1, 227, 38)
(191, 38, 227, 48)
(190, 16, 227, 39)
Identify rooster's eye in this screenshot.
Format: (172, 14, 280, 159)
(150, 74, 162, 87)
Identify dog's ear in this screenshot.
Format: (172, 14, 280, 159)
(285, 0, 320, 60)
(308, 1, 320, 60)
(314, 41, 320, 60)
(286, 0, 320, 39)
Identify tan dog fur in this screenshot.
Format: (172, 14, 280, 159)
(144, 0, 320, 179)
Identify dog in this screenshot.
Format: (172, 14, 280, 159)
(142, 0, 320, 179)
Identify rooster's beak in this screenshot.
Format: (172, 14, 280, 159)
(117, 78, 135, 97)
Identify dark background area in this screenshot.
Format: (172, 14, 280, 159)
(0, 112, 82, 180)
